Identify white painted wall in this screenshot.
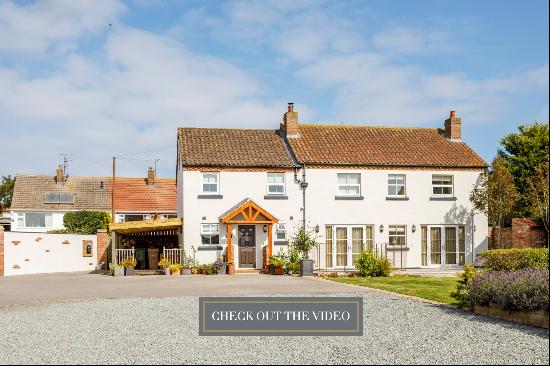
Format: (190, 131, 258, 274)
(178, 167, 488, 269)
(180, 169, 300, 269)
(4, 232, 97, 276)
(9, 210, 66, 232)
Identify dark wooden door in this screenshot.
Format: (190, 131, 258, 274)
(238, 225, 256, 268)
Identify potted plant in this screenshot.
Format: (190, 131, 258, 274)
(121, 257, 137, 276)
(170, 263, 183, 276)
(213, 257, 227, 275)
(181, 252, 193, 275)
(269, 255, 286, 275)
(158, 257, 172, 275)
(292, 227, 318, 276)
(227, 260, 235, 275)
(110, 263, 124, 277)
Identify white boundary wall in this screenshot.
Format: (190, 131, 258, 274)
(3, 232, 97, 276)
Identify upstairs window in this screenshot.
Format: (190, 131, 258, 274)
(432, 175, 453, 196)
(44, 192, 74, 204)
(388, 174, 406, 196)
(201, 224, 220, 245)
(202, 172, 219, 194)
(275, 223, 287, 240)
(267, 173, 285, 195)
(337, 173, 361, 196)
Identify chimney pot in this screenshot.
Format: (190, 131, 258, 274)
(288, 102, 294, 113)
(450, 110, 456, 118)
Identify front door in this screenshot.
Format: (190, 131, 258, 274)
(238, 225, 256, 268)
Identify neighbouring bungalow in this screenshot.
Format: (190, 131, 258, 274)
(176, 104, 489, 272)
(10, 166, 176, 232)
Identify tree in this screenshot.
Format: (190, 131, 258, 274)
(0, 175, 15, 214)
(498, 123, 549, 217)
(291, 226, 318, 259)
(470, 157, 519, 247)
(526, 161, 549, 238)
(63, 211, 112, 234)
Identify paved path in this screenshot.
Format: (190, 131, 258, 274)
(0, 273, 548, 364)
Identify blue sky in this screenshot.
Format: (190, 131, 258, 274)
(0, 0, 548, 178)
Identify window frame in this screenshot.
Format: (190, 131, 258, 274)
(432, 175, 454, 197)
(201, 172, 220, 195)
(21, 212, 53, 228)
(388, 224, 407, 246)
(201, 223, 220, 245)
(275, 223, 287, 241)
(387, 174, 406, 197)
(44, 192, 74, 204)
(337, 173, 361, 197)
(266, 173, 286, 196)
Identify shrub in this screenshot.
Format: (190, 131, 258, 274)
(158, 257, 171, 269)
(467, 267, 549, 311)
(170, 263, 183, 273)
(63, 211, 111, 234)
(451, 264, 477, 308)
(354, 250, 393, 277)
(285, 245, 302, 274)
(480, 248, 549, 271)
(120, 257, 137, 268)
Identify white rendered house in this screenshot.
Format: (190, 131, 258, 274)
(176, 105, 488, 271)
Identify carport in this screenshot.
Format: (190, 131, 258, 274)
(110, 218, 183, 270)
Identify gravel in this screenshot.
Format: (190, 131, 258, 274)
(0, 292, 548, 365)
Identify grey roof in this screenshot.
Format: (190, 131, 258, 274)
(11, 175, 111, 211)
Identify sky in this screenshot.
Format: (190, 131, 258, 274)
(0, 0, 548, 178)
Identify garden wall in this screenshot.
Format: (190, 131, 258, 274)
(0, 229, 108, 276)
(489, 218, 547, 249)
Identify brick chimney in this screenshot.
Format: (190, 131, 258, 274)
(147, 166, 155, 185)
(282, 102, 300, 138)
(55, 165, 64, 184)
(444, 110, 461, 141)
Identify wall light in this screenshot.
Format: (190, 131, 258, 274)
(263, 224, 268, 233)
(379, 224, 384, 233)
(412, 225, 417, 233)
(315, 225, 320, 233)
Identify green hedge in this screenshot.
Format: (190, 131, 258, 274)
(480, 248, 549, 271)
(63, 211, 111, 234)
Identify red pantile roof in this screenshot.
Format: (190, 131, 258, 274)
(112, 178, 176, 212)
(178, 128, 296, 168)
(288, 124, 486, 168)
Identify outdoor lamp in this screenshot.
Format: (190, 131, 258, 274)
(379, 224, 384, 233)
(412, 225, 416, 233)
(315, 225, 320, 233)
(263, 224, 268, 233)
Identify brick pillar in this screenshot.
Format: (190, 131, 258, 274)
(96, 229, 108, 267)
(0, 225, 4, 276)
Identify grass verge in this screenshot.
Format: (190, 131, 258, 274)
(326, 275, 459, 305)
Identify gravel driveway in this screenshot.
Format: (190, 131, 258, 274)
(0, 290, 548, 364)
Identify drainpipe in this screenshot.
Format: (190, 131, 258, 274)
(471, 210, 475, 265)
(294, 165, 308, 230)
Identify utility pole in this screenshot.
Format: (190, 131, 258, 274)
(112, 157, 116, 222)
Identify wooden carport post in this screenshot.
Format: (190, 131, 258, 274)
(267, 223, 273, 272)
(227, 224, 233, 269)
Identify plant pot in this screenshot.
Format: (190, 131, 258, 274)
(171, 270, 181, 276)
(227, 263, 235, 275)
(274, 267, 285, 275)
(217, 264, 227, 275)
(181, 268, 192, 275)
(300, 259, 314, 277)
(163, 268, 170, 276)
(270, 264, 275, 275)
(113, 267, 124, 277)
(287, 270, 293, 276)
(125, 266, 135, 276)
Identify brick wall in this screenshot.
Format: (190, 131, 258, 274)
(0, 225, 4, 276)
(489, 218, 548, 249)
(96, 229, 109, 267)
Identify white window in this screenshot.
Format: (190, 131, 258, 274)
(22, 213, 53, 228)
(275, 223, 287, 240)
(432, 175, 453, 196)
(337, 173, 361, 196)
(388, 225, 407, 246)
(201, 224, 220, 245)
(44, 192, 74, 204)
(267, 173, 285, 195)
(202, 172, 219, 194)
(388, 174, 406, 196)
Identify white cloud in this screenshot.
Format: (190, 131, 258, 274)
(373, 26, 457, 55)
(0, 0, 125, 54)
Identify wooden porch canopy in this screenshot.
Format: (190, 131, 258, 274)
(219, 199, 278, 271)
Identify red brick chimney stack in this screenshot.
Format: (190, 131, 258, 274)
(444, 110, 462, 141)
(56, 165, 65, 184)
(282, 102, 300, 138)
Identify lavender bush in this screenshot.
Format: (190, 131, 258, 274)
(467, 267, 549, 311)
